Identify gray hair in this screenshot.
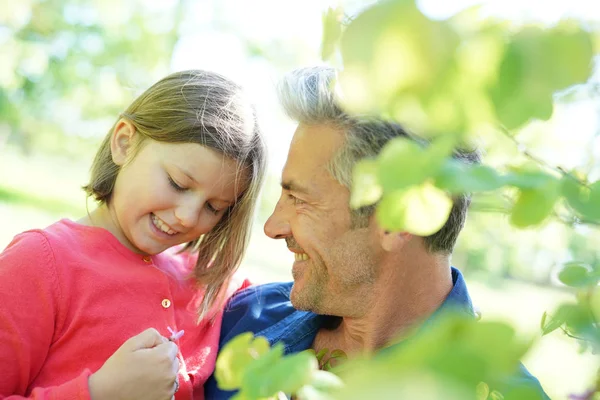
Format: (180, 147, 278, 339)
(278, 66, 479, 254)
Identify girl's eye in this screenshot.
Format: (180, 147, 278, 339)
(168, 176, 187, 192)
(206, 203, 221, 215)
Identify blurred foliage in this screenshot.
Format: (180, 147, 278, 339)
(215, 1, 600, 399)
(334, 314, 541, 400)
(335, 0, 600, 398)
(216, 314, 543, 400)
(215, 332, 343, 400)
(336, 0, 598, 236)
(0, 185, 83, 215)
(540, 260, 600, 398)
(334, 1, 596, 137)
(0, 0, 184, 157)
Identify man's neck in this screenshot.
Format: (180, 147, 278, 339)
(313, 250, 453, 356)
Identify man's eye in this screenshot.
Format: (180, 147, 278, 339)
(168, 176, 186, 192)
(287, 194, 305, 205)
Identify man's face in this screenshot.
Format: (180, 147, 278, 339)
(264, 123, 380, 317)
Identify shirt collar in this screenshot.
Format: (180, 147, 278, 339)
(430, 266, 475, 319)
(259, 267, 474, 353)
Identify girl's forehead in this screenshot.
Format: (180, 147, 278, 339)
(151, 141, 234, 166)
(149, 141, 247, 194)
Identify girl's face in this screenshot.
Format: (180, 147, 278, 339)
(104, 120, 246, 255)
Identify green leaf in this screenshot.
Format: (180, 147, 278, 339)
(296, 384, 337, 400)
(321, 7, 344, 61)
(504, 170, 556, 190)
(334, 315, 531, 400)
(427, 344, 488, 388)
(489, 24, 593, 130)
(540, 311, 564, 335)
(241, 343, 284, 398)
(375, 133, 457, 197)
(338, 0, 459, 127)
(377, 138, 428, 191)
(310, 370, 344, 393)
(502, 384, 546, 400)
(422, 133, 459, 173)
(558, 262, 597, 288)
(295, 372, 343, 400)
(490, 390, 505, 400)
(243, 345, 315, 398)
(376, 183, 453, 236)
(436, 162, 505, 193)
(510, 178, 560, 228)
(546, 303, 592, 337)
(350, 159, 382, 209)
(589, 287, 600, 322)
(329, 349, 348, 361)
(314, 348, 328, 364)
(562, 178, 600, 221)
(489, 42, 532, 130)
(268, 351, 318, 395)
(215, 333, 271, 391)
(460, 321, 528, 377)
(476, 382, 490, 400)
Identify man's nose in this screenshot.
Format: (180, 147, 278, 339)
(264, 200, 291, 239)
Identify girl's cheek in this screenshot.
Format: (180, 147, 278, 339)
(196, 217, 219, 236)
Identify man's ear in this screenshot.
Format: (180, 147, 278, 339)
(110, 118, 137, 166)
(379, 227, 411, 252)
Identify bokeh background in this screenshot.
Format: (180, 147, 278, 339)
(1, 0, 600, 398)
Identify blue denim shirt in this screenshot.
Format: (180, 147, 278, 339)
(204, 268, 549, 399)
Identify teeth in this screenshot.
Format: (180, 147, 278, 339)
(294, 253, 309, 261)
(152, 214, 177, 235)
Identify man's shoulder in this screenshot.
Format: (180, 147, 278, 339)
(500, 363, 550, 400)
(227, 281, 294, 309)
(220, 281, 299, 341)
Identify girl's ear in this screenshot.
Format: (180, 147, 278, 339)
(110, 118, 137, 166)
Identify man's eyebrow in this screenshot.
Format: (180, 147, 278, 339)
(281, 180, 311, 194)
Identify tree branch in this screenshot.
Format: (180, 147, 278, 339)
(497, 125, 589, 188)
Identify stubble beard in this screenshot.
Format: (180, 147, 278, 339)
(290, 256, 328, 313)
(291, 250, 377, 317)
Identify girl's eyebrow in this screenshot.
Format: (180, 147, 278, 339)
(175, 166, 198, 184)
(174, 165, 234, 206)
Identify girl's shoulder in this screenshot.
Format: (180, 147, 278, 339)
(1, 218, 117, 266)
(1, 227, 55, 264)
(41, 218, 104, 245)
(0, 221, 69, 293)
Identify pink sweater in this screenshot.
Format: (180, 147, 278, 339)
(0, 219, 247, 400)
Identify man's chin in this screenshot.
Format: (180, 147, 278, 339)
(289, 282, 319, 312)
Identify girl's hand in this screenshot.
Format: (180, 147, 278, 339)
(89, 328, 179, 400)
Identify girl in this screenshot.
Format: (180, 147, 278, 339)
(0, 70, 267, 400)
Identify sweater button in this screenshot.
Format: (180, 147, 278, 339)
(142, 256, 152, 263)
(162, 299, 172, 309)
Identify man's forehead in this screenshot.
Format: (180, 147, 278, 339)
(284, 123, 345, 177)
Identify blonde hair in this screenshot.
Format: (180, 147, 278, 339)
(84, 70, 267, 319)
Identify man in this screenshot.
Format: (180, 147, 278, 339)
(204, 66, 549, 399)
